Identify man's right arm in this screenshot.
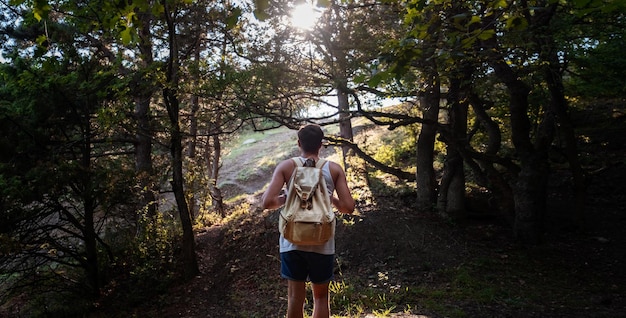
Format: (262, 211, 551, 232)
(262, 160, 290, 210)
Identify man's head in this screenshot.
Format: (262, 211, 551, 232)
(298, 124, 324, 154)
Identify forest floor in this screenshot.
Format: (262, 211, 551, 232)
(106, 101, 624, 317)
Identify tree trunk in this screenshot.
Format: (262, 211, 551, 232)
(337, 85, 353, 169)
(164, 2, 199, 278)
(535, 6, 587, 227)
(513, 154, 549, 243)
(491, 57, 547, 244)
(188, 31, 202, 159)
(188, 97, 199, 158)
(83, 191, 100, 297)
(134, 96, 157, 219)
(438, 76, 467, 220)
(415, 71, 440, 211)
(133, 8, 157, 224)
(186, 43, 202, 219)
(545, 63, 586, 226)
(164, 86, 199, 278)
(468, 93, 516, 224)
(207, 132, 224, 216)
(81, 128, 100, 297)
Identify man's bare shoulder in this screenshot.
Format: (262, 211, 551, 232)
(324, 159, 342, 169)
(324, 160, 346, 177)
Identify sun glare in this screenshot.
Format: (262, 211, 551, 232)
(290, 2, 321, 30)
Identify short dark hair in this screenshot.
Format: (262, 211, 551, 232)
(298, 124, 324, 153)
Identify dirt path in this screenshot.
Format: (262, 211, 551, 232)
(217, 128, 299, 200)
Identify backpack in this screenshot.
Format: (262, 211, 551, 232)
(279, 157, 335, 245)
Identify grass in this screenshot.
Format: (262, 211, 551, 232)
(319, 247, 596, 318)
(223, 126, 293, 161)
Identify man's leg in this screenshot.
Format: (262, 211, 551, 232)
(311, 282, 330, 318)
(287, 280, 306, 318)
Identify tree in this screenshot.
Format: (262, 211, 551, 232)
(160, 0, 200, 278)
(0, 0, 205, 300)
(0, 45, 132, 300)
(347, 0, 624, 243)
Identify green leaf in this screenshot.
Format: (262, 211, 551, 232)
(469, 15, 481, 25)
(316, 0, 330, 8)
(572, 0, 591, 8)
(152, 3, 165, 15)
(32, 0, 51, 21)
(491, 0, 508, 9)
(353, 74, 366, 84)
(477, 29, 495, 40)
(121, 27, 132, 45)
(226, 7, 242, 29)
(368, 73, 384, 87)
(125, 11, 136, 27)
(254, 0, 269, 11)
(253, 9, 269, 21)
(35, 34, 47, 46)
(505, 16, 528, 30)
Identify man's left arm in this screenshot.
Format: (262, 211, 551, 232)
(330, 163, 355, 214)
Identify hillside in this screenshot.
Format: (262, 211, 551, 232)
(112, 103, 624, 317)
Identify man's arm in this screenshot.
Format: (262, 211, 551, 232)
(262, 160, 291, 210)
(330, 162, 355, 214)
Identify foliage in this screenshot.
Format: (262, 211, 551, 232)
(116, 210, 181, 293)
(0, 6, 142, 312)
(566, 32, 626, 98)
(371, 127, 417, 169)
(1, 0, 625, 315)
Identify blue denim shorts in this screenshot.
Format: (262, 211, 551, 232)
(280, 250, 334, 284)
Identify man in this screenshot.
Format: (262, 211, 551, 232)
(262, 124, 355, 318)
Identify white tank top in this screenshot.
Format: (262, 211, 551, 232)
(279, 157, 335, 255)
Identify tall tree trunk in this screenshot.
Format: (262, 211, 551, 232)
(337, 87, 353, 168)
(469, 93, 515, 225)
(545, 61, 586, 226)
(206, 131, 224, 216)
(163, 1, 199, 278)
(165, 88, 199, 278)
(416, 70, 440, 211)
(81, 126, 99, 297)
(415, 8, 442, 212)
(328, 1, 354, 168)
(188, 97, 199, 158)
(134, 96, 156, 219)
(186, 37, 202, 219)
(83, 188, 100, 297)
(491, 57, 547, 244)
(133, 8, 157, 224)
(535, 5, 587, 226)
(438, 75, 467, 219)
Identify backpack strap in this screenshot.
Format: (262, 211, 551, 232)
(291, 157, 303, 167)
(288, 157, 325, 189)
(315, 158, 327, 168)
(292, 157, 326, 168)
(287, 158, 302, 189)
(292, 157, 327, 167)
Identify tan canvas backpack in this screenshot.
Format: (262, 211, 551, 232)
(279, 157, 335, 245)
